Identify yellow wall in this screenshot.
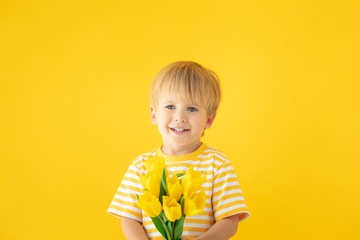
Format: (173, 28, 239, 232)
(1, 0, 359, 239)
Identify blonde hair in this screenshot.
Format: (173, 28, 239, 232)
(149, 61, 221, 117)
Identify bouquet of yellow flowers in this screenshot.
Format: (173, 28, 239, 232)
(136, 155, 207, 240)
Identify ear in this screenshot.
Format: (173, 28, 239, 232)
(150, 106, 157, 125)
(205, 113, 216, 129)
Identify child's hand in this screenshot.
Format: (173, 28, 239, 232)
(181, 236, 190, 240)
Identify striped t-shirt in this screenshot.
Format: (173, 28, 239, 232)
(107, 142, 250, 239)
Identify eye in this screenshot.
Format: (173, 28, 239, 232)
(165, 105, 175, 110)
(188, 107, 197, 112)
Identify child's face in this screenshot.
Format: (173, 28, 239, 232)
(150, 88, 216, 155)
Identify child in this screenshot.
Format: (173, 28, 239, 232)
(107, 61, 250, 240)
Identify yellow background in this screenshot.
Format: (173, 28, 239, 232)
(1, 0, 359, 239)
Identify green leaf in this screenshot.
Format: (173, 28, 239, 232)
(161, 168, 168, 196)
(159, 167, 168, 205)
(167, 221, 172, 238)
(176, 173, 185, 178)
(179, 196, 184, 212)
(151, 216, 168, 240)
(159, 183, 165, 205)
(135, 194, 139, 201)
(174, 215, 185, 240)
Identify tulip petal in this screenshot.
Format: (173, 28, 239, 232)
(184, 191, 206, 217)
(182, 166, 206, 197)
(167, 174, 182, 202)
(137, 191, 162, 218)
(163, 196, 182, 222)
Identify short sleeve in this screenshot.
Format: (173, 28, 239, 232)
(107, 161, 143, 222)
(212, 161, 250, 222)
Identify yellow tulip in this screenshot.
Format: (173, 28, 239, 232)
(136, 191, 162, 218)
(167, 174, 182, 202)
(140, 173, 161, 197)
(140, 155, 168, 197)
(183, 190, 206, 217)
(181, 166, 206, 196)
(145, 155, 167, 177)
(163, 196, 182, 222)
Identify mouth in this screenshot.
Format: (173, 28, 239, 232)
(169, 127, 190, 134)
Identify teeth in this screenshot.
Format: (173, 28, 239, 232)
(174, 128, 186, 132)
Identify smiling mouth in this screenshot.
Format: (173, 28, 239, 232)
(170, 127, 190, 133)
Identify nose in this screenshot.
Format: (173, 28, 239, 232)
(174, 110, 186, 122)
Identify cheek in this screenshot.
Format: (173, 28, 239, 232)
(157, 113, 171, 124)
(191, 117, 207, 127)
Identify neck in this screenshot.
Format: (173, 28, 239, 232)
(161, 142, 202, 156)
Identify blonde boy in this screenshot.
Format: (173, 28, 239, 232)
(107, 61, 250, 239)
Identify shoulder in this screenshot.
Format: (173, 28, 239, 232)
(201, 145, 237, 175)
(131, 148, 158, 168)
(203, 145, 230, 164)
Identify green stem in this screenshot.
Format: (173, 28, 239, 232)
(157, 216, 172, 240)
(171, 221, 175, 239)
